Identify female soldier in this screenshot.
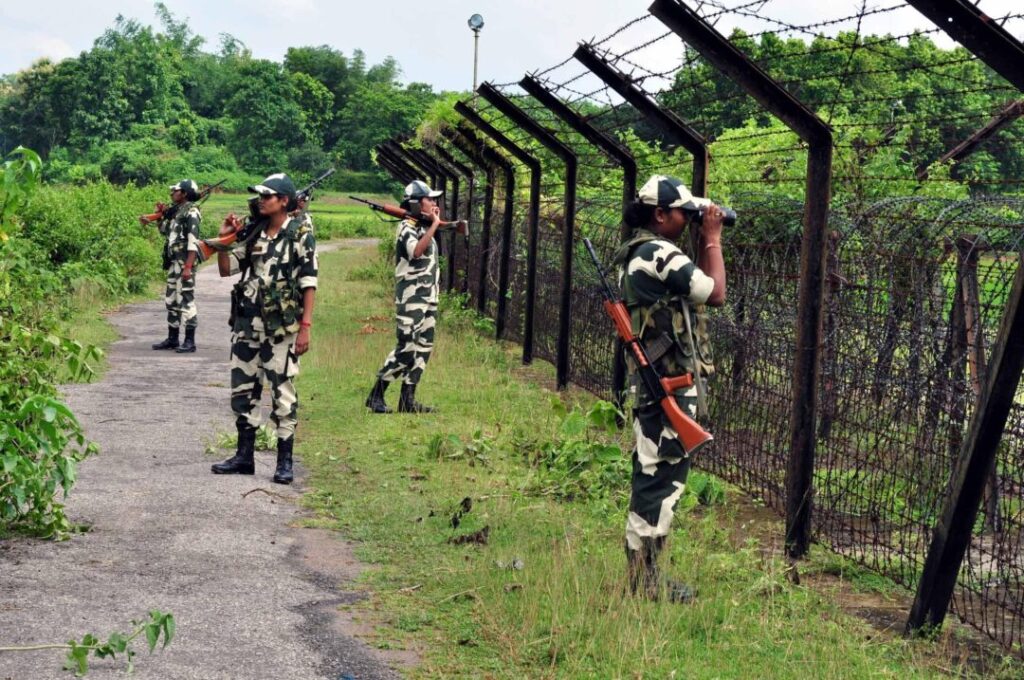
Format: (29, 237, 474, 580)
(612, 174, 726, 602)
(210, 173, 317, 485)
(148, 179, 202, 353)
(365, 180, 443, 414)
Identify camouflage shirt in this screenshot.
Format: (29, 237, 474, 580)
(164, 202, 201, 263)
(394, 218, 438, 304)
(230, 218, 318, 340)
(614, 229, 715, 404)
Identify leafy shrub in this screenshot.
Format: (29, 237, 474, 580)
(0, 149, 100, 537)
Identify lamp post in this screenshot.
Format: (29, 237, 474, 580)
(468, 13, 484, 106)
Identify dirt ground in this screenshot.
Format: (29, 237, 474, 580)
(0, 242, 412, 680)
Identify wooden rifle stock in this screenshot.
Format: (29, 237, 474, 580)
(349, 195, 468, 235)
(139, 202, 169, 225)
(586, 239, 712, 456)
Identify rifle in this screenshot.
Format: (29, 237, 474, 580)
(138, 179, 226, 224)
(197, 179, 227, 205)
(349, 195, 468, 235)
(197, 169, 336, 261)
(583, 237, 713, 456)
(296, 167, 336, 203)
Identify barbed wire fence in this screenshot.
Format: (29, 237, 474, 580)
(379, 0, 1024, 653)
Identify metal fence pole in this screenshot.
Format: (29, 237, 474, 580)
(650, 0, 834, 558)
(442, 127, 497, 310)
(478, 81, 579, 389)
(456, 101, 542, 356)
(902, 0, 1024, 636)
(434, 143, 477, 293)
(518, 73, 637, 406)
(573, 43, 709, 200)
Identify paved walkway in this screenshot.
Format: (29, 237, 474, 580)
(0, 244, 401, 680)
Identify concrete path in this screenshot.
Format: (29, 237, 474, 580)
(0, 243, 403, 680)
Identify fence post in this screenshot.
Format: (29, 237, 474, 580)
(650, 0, 834, 558)
(905, 0, 1024, 92)
(386, 141, 435, 186)
(442, 127, 498, 312)
(375, 145, 416, 184)
(433, 144, 476, 293)
(573, 42, 709, 201)
(518, 73, 637, 406)
(478, 81, 579, 389)
(406, 145, 451, 197)
(430, 144, 472, 292)
(456, 101, 539, 346)
(906, 256, 1024, 635)
(454, 123, 515, 322)
(899, 0, 1024, 636)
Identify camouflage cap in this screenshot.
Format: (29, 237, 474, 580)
(637, 175, 711, 211)
(170, 179, 199, 195)
(403, 180, 443, 200)
(248, 173, 297, 199)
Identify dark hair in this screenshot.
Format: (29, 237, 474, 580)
(185, 189, 200, 202)
(623, 201, 656, 230)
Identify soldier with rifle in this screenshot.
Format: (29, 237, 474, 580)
(141, 179, 204, 353)
(611, 174, 727, 603)
(209, 173, 318, 485)
(365, 180, 450, 414)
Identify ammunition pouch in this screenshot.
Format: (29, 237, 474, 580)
(259, 278, 303, 338)
(229, 280, 259, 329)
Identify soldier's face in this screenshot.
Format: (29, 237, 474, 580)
(258, 193, 285, 215)
(654, 206, 686, 240)
(171, 189, 186, 204)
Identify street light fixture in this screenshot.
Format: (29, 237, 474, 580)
(468, 13, 484, 105)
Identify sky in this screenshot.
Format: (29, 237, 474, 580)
(1, 1, 1021, 93)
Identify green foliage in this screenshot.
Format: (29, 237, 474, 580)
(61, 610, 175, 676)
(0, 153, 103, 537)
(0, 146, 43, 240)
(517, 398, 631, 503)
(0, 12, 435, 186)
(18, 181, 164, 294)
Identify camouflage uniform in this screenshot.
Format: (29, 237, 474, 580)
(375, 217, 439, 386)
(162, 203, 202, 329)
(297, 210, 314, 236)
(228, 218, 318, 440)
(614, 227, 715, 556)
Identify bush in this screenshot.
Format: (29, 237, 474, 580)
(100, 138, 179, 185)
(18, 181, 164, 293)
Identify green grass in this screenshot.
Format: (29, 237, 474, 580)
(198, 191, 399, 240)
(292, 243, 1011, 679)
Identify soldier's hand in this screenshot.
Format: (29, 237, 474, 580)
(429, 205, 441, 229)
(295, 327, 311, 355)
(220, 214, 241, 237)
(701, 203, 725, 240)
(182, 267, 192, 282)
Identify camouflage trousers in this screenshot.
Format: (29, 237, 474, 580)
(231, 332, 299, 440)
(164, 260, 197, 329)
(375, 299, 437, 386)
(625, 392, 697, 551)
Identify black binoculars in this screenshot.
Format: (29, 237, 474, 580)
(684, 206, 737, 228)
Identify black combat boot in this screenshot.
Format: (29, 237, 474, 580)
(365, 377, 393, 414)
(175, 326, 197, 353)
(151, 325, 179, 350)
(273, 437, 294, 485)
(211, 426, 256, 475)
(398, 383, 434, 414)
(627, 537, 695, 603)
